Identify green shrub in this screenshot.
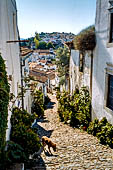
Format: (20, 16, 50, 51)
(57, 91, 71, 123)
(87, 118, 100, 136)
(57, 87, 91, 128)
(11, 124, 41, 158)
(44, 95, 51, 105)
(58, 105, 64, 122)
(98, 117, 108, 129)
(5, 141, 27, 168)
(73, 87, 91, 128)
(87, 117, 108, 136)
(31, 90, 44, 118)
(10, 107, 41, 162)
(69, 87, 91, 128)
(69, 99, 79, 127)
(74, 25, 96, 51)
(0, 55, 10, 169)
(97, 122, 113, 148)
(11, 107, 37, 128)
(56, 91, 61, 100)
(87, 117, 113, 149)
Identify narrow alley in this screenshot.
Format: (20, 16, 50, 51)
(29, 94, 113, 170)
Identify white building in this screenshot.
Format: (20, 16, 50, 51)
(21, 47, 33, 114)
(0, 0, 21, 140)
(70, 49, 92, 95)
(92, 0, 113, 124)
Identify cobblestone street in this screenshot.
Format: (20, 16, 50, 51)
(31, 94, 113, 170)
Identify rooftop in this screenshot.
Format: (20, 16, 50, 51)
(39, 60, 47, 63)
(29, 70, 48, 83)
(21, 47, 33, 56)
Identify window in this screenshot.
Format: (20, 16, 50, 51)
(108, 0, 113, 43)
(79, 53, 84, 72)
(110, 13, 113, 43)
(107, 74, 113, 110)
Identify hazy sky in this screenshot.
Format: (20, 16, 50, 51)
(16, 0, 96, 38)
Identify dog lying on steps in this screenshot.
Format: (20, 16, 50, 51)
(42, 136, 56, 154)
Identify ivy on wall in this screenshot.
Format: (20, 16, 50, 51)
(0, 55, 10, 168)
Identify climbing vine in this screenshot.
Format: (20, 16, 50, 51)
(0, 55, 10, 168)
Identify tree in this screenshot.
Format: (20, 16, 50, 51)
(34, 32, 40, 49)
(34, 37, 39, 49)
(38, 41, 47, 49)
(35, 32, 40, 41)
(40, 32, 45, 35)
(74, 25, 95, 51)
(56, 45, 70, 77)
(47, 42, 54, 49)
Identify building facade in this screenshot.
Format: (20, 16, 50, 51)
(0, 0, 21, 140)
(69, 48, 92, 95)
(92, 0, 113, 123)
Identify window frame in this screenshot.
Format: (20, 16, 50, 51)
(104, 63, 113, 114)
(109, 12, 113, 43)
(107, 74, 113, 110)
(108, 1, 113, 44)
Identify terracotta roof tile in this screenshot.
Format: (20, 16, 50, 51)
(21, 47, 33, 56)
(29, 71, 48, 83)
(39, 60, 47, 63)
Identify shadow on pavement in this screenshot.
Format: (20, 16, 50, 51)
(36, 116, 50, 123)
(44, 150, 58, 157)
(25, 156, 46, 170)
(33, 121, 53, 139)
(46, 101, 56, 109)
(26, 97, 56, 169)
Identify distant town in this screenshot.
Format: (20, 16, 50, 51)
(21, 32, 75, 50)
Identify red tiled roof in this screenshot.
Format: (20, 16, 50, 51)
(35, 64, 44, 69)
(31, 68, 46, 75)
(35, 50, 50, 53)
(29, 69, 55, 82)
(39, 53, 49, 55)
(39, 60, 47, 63)
(47, 63, 54, 67)
(29, 71, 48, 83)
(21, 47, 33, 56)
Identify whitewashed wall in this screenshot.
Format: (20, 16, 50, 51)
(0, 0, 21, 140)
(92, 0, 113, 124)
(22, 56, 32, 114)
(70, 50, 79, 94)
(69, 49, 92, 94)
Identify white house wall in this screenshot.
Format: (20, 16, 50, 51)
(83, 52, 92, 91)
(0, 0, 21, 140)
(92, 0, 113, 124)
(23, 57, 32, 113)
(70, 49, 91, 94)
